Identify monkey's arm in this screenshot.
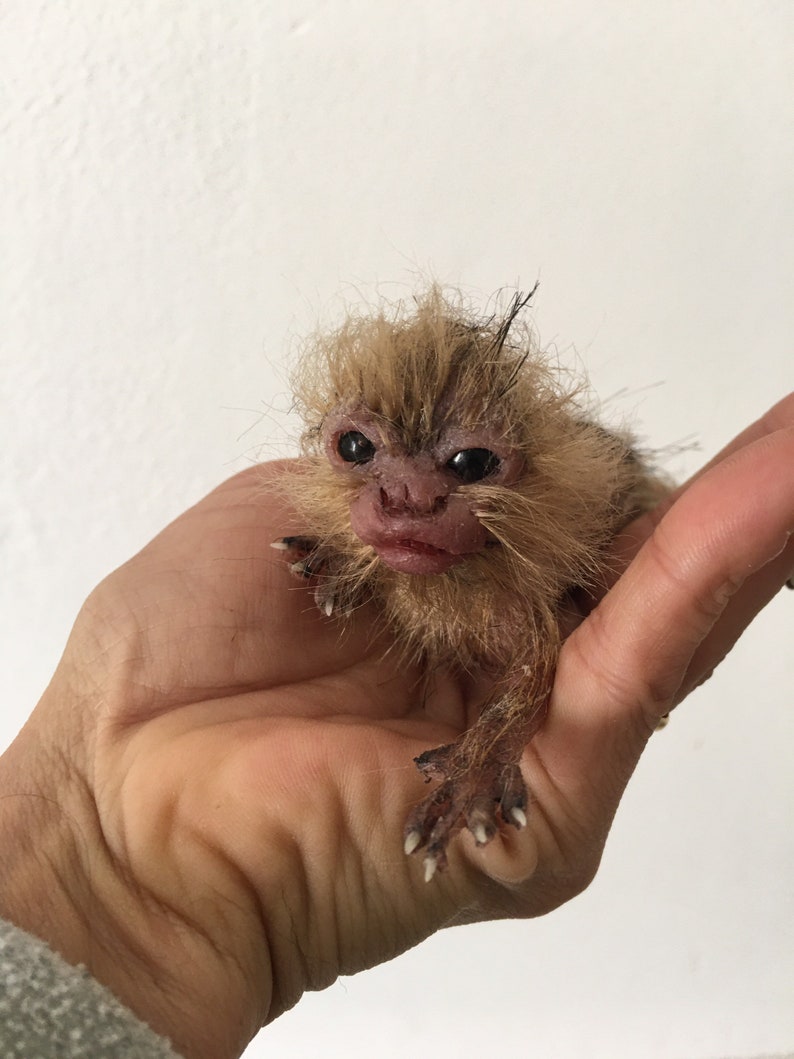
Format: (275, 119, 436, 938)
(272, 536, 363, 617)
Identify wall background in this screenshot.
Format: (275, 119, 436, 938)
(1, 2, 792, 1057)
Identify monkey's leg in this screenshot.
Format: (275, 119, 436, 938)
(404, 679, 551, 881)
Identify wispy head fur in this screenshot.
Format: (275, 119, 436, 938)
(292, 284, 566, 453)
(282, 284, 664, 668)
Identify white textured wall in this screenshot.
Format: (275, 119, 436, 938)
(2, 3, 792, 1057)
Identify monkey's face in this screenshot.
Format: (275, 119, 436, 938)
(321, 409, 525, 575)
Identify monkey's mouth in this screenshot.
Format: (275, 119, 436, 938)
(374, 538, 469, 575)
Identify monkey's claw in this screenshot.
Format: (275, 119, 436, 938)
(273, 535, 359, 617)
(403, 744, 528, 879)
(271, 536, 326, 578)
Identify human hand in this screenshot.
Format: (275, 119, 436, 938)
(0, 395, 791, 1058)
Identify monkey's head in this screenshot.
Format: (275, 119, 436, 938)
(289, 287, 639, 609)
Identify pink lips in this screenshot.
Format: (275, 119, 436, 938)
(348, 484, 489, 574)
(374, 539, 467, 574)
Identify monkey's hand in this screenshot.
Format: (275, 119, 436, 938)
(403, 686, 549, 881)
(271, 535, 357, 617)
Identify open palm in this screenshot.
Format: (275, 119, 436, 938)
(6, 395, 792, 1058)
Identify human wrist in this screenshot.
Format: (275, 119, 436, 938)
(0, 698, 90, 937)
(0, 689, 188, 1048)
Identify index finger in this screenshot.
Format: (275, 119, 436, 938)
(544, 423, 794, 796)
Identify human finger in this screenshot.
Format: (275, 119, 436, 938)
(544, 424, 794, 793)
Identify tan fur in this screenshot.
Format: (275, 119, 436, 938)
(286, 286, 660, 668)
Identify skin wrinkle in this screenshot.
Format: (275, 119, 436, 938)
(131, 798, 273, 1046)
(20, 761, 196, 1046)
(271, 828, 335, 1004)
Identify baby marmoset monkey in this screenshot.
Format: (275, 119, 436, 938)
(273, 286, 667, 881)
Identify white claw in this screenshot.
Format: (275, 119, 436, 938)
(423, 855, 438, 883)
(270, 540, 290, 550)
(403, 830, 422, 856)
(510, 807, 527, 829)
(472, 822, 489, 846)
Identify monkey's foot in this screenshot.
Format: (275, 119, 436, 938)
(403, 745, 528, 882)
(271, 536, 356, 617)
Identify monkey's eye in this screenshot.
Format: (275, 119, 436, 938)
(446, 448, 500, 483)
(337, 430, 376, 464)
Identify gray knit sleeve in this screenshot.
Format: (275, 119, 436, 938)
(0, 917, 183, 1058)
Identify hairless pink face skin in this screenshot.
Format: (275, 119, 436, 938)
(322, 410, 524, 575)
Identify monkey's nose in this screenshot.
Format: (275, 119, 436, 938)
(378, 477, 449, 516)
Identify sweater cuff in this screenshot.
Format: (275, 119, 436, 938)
(0, 916, 182, 1057)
